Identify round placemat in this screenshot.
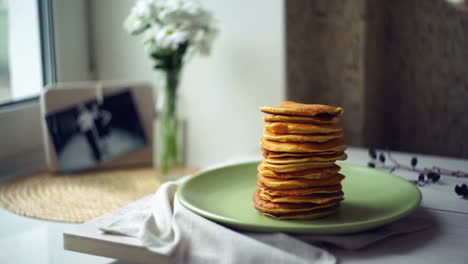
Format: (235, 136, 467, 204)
(0, 167, 196, 223)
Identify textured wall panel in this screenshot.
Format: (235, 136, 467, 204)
(286, 0, 369, 146)
(287, 0, 468, 158)
(383, 0, 468, 157)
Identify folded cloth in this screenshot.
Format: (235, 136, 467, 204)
(99, 178, 430, 264)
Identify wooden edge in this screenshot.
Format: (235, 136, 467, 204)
(63, 195, 170, 264)
(63, 231, 169, 264)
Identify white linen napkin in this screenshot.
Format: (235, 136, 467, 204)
(99, 178, 430, 264)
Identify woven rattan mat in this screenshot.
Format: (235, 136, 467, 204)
(0, 167, 196, 223)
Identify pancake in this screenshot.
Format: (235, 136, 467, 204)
(258, 182, 343, 196)
(259, 206, 338, 220)
(264, 152, 347, 165)
(261, 137, 347, 153)
(260, 101, 343, 117)
(257, 173, 345, 189)
(261, 148, 338, 158)
(253, 189, 339, 214)
(262, 161, 336, 173)
(263, 129, 343, 143)
(263, 114, 339, 124)
(259, 190, 344, 204)
(257, 163, 340, 179)
(265, 122, 342, 134)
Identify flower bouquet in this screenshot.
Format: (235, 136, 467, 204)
(124, 0, 218, 176)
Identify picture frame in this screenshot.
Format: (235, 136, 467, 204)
(41, 81, 154, 172)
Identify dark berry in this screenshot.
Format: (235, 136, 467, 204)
(411, 157, 418, 167)
(427, 171, 440, 182)
(368, 162, 376, 168)
(418, 173, 425, 182)
(369, 148, 377, 159)
(455, 184, 468, 197)
(462, 184, 468, 193)
(379, 153, 386, 163)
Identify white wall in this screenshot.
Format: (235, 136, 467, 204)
(91, 0, 285, 168)
(53, 0, 94, 82)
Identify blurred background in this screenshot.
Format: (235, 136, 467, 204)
(0, 0, 467, 178)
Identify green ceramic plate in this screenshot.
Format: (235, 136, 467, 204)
(177, 161, 421, 234)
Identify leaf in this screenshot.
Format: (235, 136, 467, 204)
(131, 24, 151, 35)
(151, 52, 164, 60)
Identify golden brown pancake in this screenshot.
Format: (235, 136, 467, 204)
(265, 122, 342, 135)
(260, 101, 343, 117)
(261, 161, 336, 173)
(258, 182, 343, 196)
(253, 189, 340, 214)
(261, 138, 347, 153)
(259, 190, 344, 204)
(264, 129, 343, 143)
(261, 148, 338, 158)
(263, 114, 339, 124)
(257, 173, 345, 189)
(259, 206, 338, 220)
(264, 153, 347, 165)
(257, 163, 340, 179)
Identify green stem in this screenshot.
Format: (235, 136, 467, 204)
(160, 68, 181, 176)
(165, 69, 179, 116)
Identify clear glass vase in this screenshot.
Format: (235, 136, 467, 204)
(155, 68, 186, 181)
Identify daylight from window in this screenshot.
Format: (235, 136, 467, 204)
(0, 0, 10, 103)
(0, 0, 43, 105)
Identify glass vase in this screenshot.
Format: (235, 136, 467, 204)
(155, 68, 186, 181)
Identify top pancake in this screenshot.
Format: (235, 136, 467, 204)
(263, 114, 339, 124)
(260, 101, 343, 117)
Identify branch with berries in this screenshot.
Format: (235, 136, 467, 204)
(367, 148, 468, 199)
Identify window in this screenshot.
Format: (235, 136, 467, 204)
(0, 0, 10, 102)
(0, 0, 55, 179)
(0, 0, 44, 105)
(0, 0, 95, 179)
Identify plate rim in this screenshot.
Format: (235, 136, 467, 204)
(177, 161, 422, 234)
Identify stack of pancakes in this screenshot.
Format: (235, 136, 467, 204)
(253, 101, 347, 220)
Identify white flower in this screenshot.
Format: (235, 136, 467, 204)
(159, 1, 213, 30)
(155, 26, 190, 50)
(132, 0, 155, 20)
(123, 14, 147, 34)
(124, 0, 218, 60)
(191, 27, 218, 55)
(123, 0, 157, 34)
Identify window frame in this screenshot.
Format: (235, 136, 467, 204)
(0, 0, 99, 179)
(0, 0, 55, 179)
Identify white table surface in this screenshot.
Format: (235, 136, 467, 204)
(1, 147, 468, 264)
